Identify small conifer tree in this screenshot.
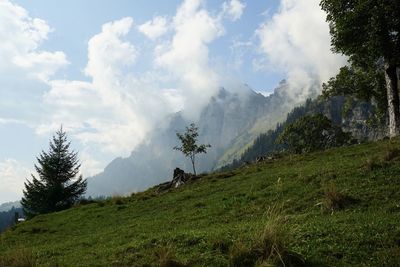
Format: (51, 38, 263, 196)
(21, 127, 87, 218)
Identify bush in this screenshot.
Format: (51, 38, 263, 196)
(277, 114, 351, 154)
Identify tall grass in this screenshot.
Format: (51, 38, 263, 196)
(155, 245, 186, 267)
(229, 206, 305, 267)
(0, 247, 37, 267)
(322, 182, 350, 213)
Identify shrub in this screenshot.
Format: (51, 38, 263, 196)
(277, 114, 351, 154)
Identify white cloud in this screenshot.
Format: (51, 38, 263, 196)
(0, 0, 69, 131)
(223, 0, 246, 21)
(138, 16, 168, 40)
(0, 0, 245, 183)
(40, 0, 235, 168)
(43, 17, 160, 156)
(155, 0, 225, 119)
(229, 39, 252, 70)
(85, 17, 137, 85)
(0, 0, 68, 81)
(79, 150, 103, 177)
(255, 0, 347, 101)
(0, 159, 31, 203)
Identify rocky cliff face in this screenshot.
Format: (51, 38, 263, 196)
(87, 80, 327, 197)
(219, 96, 387, 171)
(213, 80, 315, 168)
(87, 85, 274, 197)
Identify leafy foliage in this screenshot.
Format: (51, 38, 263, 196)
(320, 0, 400, 136)
(322, 65, 387, 115)
(277, 114, 351, 154)
(320, 0, 400, 67)
(174, 123, 211, 176)
(21, 128, 87, 218)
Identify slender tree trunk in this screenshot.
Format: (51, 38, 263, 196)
(191, 155, 196, 176)
(385, 62, 400, 138)
(192, 161, 196, 176)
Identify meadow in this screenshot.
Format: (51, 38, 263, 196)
(1, 138, 400, 266)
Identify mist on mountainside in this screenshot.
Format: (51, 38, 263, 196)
(0, 201, 21, 213)
(87, 81, 320, 197)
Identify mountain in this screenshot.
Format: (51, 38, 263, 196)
(0, 202, 23, 233)
(0, 201, 21, 212)
(87, 83, 301, 197)
(214, 80, 297, 168)
(220, 96, 387, 171)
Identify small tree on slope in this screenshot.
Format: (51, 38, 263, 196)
(174, 123, 211, 176)
(21, 127, 87, 218)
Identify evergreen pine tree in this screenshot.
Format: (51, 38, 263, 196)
(21, 127, 87, 218)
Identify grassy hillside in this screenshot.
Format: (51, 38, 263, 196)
(1, 139, 400, 266)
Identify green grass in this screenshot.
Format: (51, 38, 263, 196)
(1, 139, 400, 266)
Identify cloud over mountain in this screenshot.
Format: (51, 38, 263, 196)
(256, 0, 347, 101)
(0, 0, 348, 202)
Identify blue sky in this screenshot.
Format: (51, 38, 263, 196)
(13, 0, 281, 88)
(0, 0, 346, 203)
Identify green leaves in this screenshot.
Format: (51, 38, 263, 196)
(277, 114, 351, 154)
(174, 123, 211, 175)
(320, 0, 400, 66)
(322, 65, 387, 113)
(320, 0, 400, 136)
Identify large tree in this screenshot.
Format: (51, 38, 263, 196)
(174, 123, 211, 176)
(21, 127, 87, 218)
(320, 0, 400, 137)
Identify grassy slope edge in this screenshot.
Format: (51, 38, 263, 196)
(1, 139, 400, 266)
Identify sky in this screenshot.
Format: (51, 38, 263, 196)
(0, 0, 346, 204)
